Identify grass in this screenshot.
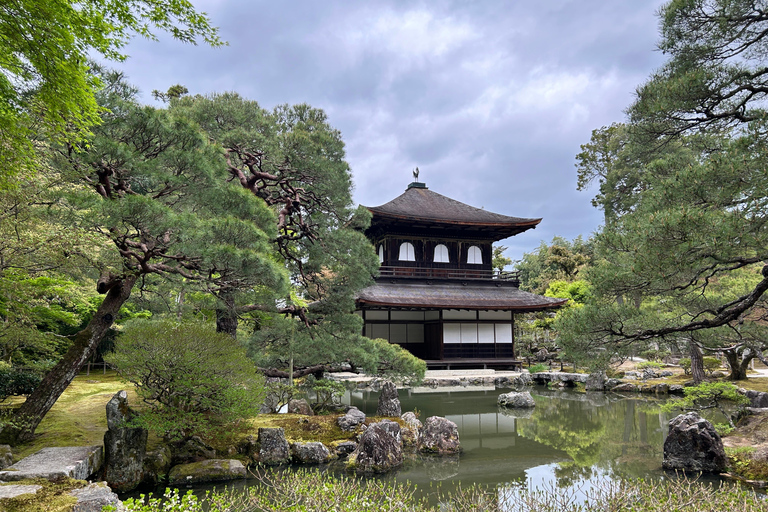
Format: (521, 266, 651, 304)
(4, 371, 136, 460)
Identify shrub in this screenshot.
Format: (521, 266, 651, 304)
(679, 357, 692, 375)
(636, 361, 663, 370)
(300, 375, 346, 413)
(0, 365, 42, 402)
(104, 318, 265, 440)
(661, 381, 750, 428)
(703, 356, 722, 375)
(528, 363, 549, 373)
(262, 379, 298, 414)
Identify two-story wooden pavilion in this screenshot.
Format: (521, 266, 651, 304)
(355, 180, 566, 369)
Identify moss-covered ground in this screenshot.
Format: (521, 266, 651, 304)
(0, 478, 86, 512)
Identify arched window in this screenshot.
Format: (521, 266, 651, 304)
(467, 245, 483, 264)
(398, 242, 416, 261)
(434, 244, 449, 263)
(378, 245, 384, 264)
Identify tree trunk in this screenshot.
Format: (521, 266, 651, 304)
(723, 348, 752, 381)
(0, 275, 137, 445)
(215, 291, 238, 338)
(690, 341, 705, 385)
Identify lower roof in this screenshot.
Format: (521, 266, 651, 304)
(356, 280, 567, 311)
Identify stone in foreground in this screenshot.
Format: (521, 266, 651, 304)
(257, 427, 290, 465)
(70, 482, 124, 512)
(497, 391, 536, 408)
(168, 459, 246, 485)
(0, 446, 102, 481)
(347, 421, 403, 473)
(291, 442, 332, 464)
(419, 416, 461, 455)
(663, 412, 726, 473)
(0, 444, 12, 470)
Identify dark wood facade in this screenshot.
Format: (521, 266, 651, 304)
(355, 182, 566, 366)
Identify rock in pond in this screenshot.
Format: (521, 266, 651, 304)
(106, 390, 136, 430)
(70, 481, 124, 512)
(258, 427, 291, 465)
(168, 459, 246, 485)
(376, 380, 402, 417)
(744, 389, 768, 408)
(291, 442, 333, 464)
(288, 398, 314, 416)
(347, 421, 403, 473)
(585, 372, 606, 391)
(337, 406, 366, 431)
(419, 416, 461, 455)
(333, 441, 358, 458)
(663, 412, 727, 473)
(400, 411, 422, 448)
(103, 426, 147, 492)
(497, 391, 536, 408)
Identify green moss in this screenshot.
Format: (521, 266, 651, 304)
(0, 478, 85, 512)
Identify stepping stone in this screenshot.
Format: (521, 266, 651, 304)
(0, 446, 103, 482)
(0, 484, 42, 499)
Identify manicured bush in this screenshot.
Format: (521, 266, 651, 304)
(528, 363, 549, 373)
(703, 356, 723, 375)
(636, 361, 663, 371)
(679, 357, 692, 375)
(0, 364, 42, 402)
(105, 318, 265, 439)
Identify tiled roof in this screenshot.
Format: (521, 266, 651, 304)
(356, 280, 567, 311)
(365, 184, 541, 229)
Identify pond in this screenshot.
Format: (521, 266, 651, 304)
(347, 385, 678, 490)
(141, 384, 734, 505)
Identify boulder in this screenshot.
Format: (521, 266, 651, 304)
(497, 391, 536, 408)
(659, 370, 674, 377)
(333, 441, 358, 457)
(291, 442, 332, 464)
(669, 384, 685, 395)
(70, 481, 124, 512)
(103, 426, 148, 492)
(585, 372, 606, 391)
(605, 378, 623, 388)
(512, 372, 533, 386)
(257, 427, 290, 465)
(288, 399, 314, 416)
(337, 406, 366, 431)
(0, 444, 12, 470)
(376, 380, 402, 417)
(142, 445, 172, 487)
(106, 390, 136, 430)
(535, 348, 549, 362)
(168, 459, 246, 485)
(170, 436, 216, 465)
(744, 390, 768, 408)
(0, 446, 103, 481)
(662, 412, 727, 473)
(611, 383, 639, 393)
(400, 411, 422, 448)
(419, 416, 461, 455)
(347, 421, 403, 473)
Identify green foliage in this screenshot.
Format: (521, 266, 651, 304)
(662, 382, 750, 428)
(703, 357, 722, 375)
(679, 358, 692, 375)
(492, 245, 513, 273)
(564, 0, 768, 371)
(300, 376, 346, 413)
(0, 0, 222, 187)
(636, 361, 663, 371)
(529, 363, 549, 373)
(715, 423, 734, 436)
(0, 365, 42, 402)
(105, 318, 265, 439)
(640, 348, 670, 362)
(545, 280, 592, 307)
(515, 236, 593, 294)
(726, 446, 768, 481)
(104, 470, 768, 512)
(262, 379, 298, 414)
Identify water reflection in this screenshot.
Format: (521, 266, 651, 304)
(349, 386, 673, 488)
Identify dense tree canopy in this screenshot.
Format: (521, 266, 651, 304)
(559, 0, 768, 375)
(0, 0, 222, 187)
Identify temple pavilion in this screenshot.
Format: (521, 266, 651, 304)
(355, 179, 566, 369)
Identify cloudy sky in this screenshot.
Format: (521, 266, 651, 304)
(117, 0, 668, 260)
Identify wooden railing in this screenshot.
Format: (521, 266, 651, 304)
(378, 266, 520, 284)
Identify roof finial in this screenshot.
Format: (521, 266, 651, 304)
(413, 167, 419, 181)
